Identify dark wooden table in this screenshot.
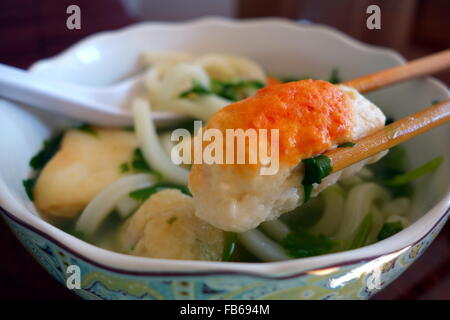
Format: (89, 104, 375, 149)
(0, 0, 449, 300)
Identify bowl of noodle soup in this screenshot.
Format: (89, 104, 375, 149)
(0, 17, 449, 300)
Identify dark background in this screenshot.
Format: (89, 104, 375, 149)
(0, 0, 449, 300)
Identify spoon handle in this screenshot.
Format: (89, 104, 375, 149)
(0, 64, 131, 126)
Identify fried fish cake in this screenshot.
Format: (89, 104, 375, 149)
(189, 80, 386, 232)
(117, 189, 226, 261)
(34, 128, 138, 218)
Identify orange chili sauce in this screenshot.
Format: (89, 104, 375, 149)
(205, 79, 352, 166)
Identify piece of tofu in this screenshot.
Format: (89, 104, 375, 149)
(189, 81, 386, 232)
(34, 128, 138, 219)
(117, 189, 226, 261)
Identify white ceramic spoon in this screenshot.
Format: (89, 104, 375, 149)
(0, 63, 183, 127)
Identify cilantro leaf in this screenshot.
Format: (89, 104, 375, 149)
(129, 183, 191, 201)
(22, 178, 36, 201)
(128, 188, 154, 201)
(377, 221, 403, 241)
(282, 230, 336, 258)
(280, 68, 340, 85)
(119, 162, 130, 173)
(385, 116, 395, 125)
(131, 148, 151, 172)
(302, 155, 333, 202)
(371, 148, 443, 198)
(328, 68, 341, 84)
(281, 76, 313, 83)
(349, 214, 373, 249)
(26, 133, 64, 201)
(373, 146, 407, 178)
(211, 79, 264, 101)
(222, 233, 237, 261)
(432, 99, 441, 105)
(180, 79, 264, 102)
(302, 185, 314, 204)
(120, 148, 163, 180)
(167, 215, 178, 225)
(76, 123, 98, 137)
(71, 230, 86, 241)
(338, 142, 356, 148)
(384, 156, 443, 186)
(29, 134, 63, 170)
(370, 146, 413, 197)
(180, 79, 211, 98)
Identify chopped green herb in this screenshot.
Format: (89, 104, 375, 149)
(377, 146, 407, 176)
(22, 178, 36, 201)
(29, 134, 63, 170)
(328, 68, 341, 84)
(280, 68, 340, 85)
(76, 123, 97, 137)
(167, 215, 178, 224)
(131, 149, 151, 172)
(432, 99, 441, 105)
(370, 145, 413, 197)
(391, 184, 413, 198)
(158, 119, 197, 135)
(119, 162, 130, 173)
(377, 221, 403, 241)
(213, 79, 263, 101)
(349, 214, 373, 249)
(129, 187, 155, 201)
(26, 132, 65, 202)
(120, 149, 162, 179)
(303, 185, 314, 204)
(385, 116, 395, 125)
(180, 79, 265, 102)
(281, 197, 324, 230)
(71, 230, 86, 240)
(338, 142, 356, 148)
(384, 156, 443, 187)
(180, 79, 211, 98)
(302, 155, 333, 202)
(281, 76, 313, 83)
(129, 183, 191, 201)
(282, 230, 336, 258)
(222, 232, 237, 261)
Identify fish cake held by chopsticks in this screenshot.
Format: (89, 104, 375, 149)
(189, 80, 386, 232)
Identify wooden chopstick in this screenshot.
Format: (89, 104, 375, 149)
(341, 49, 450, 93)
(324, 99, 450, 174)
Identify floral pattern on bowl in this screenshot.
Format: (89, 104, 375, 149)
(2, 207, 448, 300)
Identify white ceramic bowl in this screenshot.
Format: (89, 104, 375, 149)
(0, 17, 449, 300)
